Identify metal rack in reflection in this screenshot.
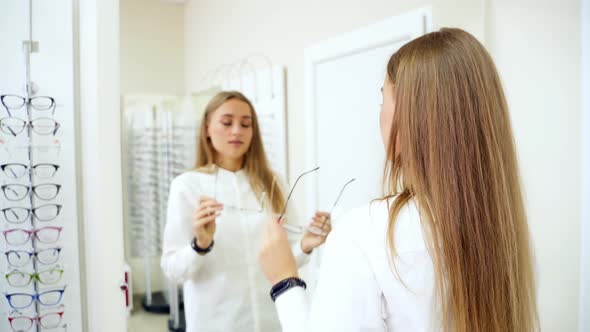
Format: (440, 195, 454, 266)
(125, 103, 196, 328)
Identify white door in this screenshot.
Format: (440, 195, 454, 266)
(304, 8, 432, 216)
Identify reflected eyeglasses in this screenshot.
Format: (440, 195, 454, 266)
(2, 204, 62, 223)
(1, 183, 62, 201)
(1, 163, 60, 179)
(4, 247, 63, 267)
(4, 287, 67, 310)
(213, 170, 266, 215)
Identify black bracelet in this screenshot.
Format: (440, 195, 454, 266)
(270, 277, 307, 302)
(191, 237, 214, 254)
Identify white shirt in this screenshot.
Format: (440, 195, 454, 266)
(275, 199, 440, 332)
(161, 167, 310, 332)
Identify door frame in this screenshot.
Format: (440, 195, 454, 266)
(77, 0, 128, 331)
(580, 0, 590, 330)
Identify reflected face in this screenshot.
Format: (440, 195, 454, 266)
(379, 76, 396, 151)
(207, 99, 254, 162)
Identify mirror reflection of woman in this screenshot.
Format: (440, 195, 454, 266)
(161, 91, 331, 332)
(259, 28, 539, 332)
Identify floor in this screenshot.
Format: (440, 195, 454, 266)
(127, 296, 170, 332)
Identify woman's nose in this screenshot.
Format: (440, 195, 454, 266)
(231, 124, 243, 135)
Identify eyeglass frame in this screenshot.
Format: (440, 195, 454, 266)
(0, 117, 61, 136)
(0, 94, 56, 117)
(213, 169, 267, 215)
(1, 183, 62, 201)
(4, 286, 67, 310)
(4, 247, 63, 267)
(2, 204, 63, 223)
(7, 310, 65, 331)
(2, 226, 64, 246)
(5, 265, 65, 287)
(1, 163, 60, 179)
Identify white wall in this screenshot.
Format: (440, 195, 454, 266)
(485, 0, 581, 330)
(120, 0, 185, 295)
(184, 0, 583, 329)
(120, 0, 185, 95)
(580, 0, 590, 330)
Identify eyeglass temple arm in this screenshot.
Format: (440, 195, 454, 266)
(278, 166, 320, 220)
(322, 178, 356, 229)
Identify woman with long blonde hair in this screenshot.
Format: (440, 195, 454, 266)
(259, 28, 539, 332)
(161, 91, 331, 332)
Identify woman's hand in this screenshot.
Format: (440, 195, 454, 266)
(300, 211, 332, 254)
(259, 217, 298, 285)
(193, 196, 223, 249)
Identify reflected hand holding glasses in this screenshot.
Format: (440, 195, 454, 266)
(192, 195, 223, 250)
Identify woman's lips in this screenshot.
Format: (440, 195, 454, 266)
(228, 140, 244, 146)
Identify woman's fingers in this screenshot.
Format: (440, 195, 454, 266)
(307, 220, 331, 236)
(193, 212, 220, 227)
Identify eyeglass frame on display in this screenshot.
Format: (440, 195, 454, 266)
(0, 94, 56, 117)
(2, 204, 63, 224)
(0, 117, 61, 136)
(0, 163, 60, 179)
(1, 183, 62, 201)
(4, 247, 63, 268)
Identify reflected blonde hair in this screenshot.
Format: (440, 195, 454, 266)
(195, 91, 285, 213)
(383, 28, 539, 331)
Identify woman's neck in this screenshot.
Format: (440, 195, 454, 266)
(216, 156, 243, 172)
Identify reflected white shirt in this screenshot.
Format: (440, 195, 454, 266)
(161, 167, 309, 332)
(275, 199, 440, 332)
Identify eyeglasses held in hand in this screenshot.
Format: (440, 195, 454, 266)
(1, 163, 60, 179)
(1, 183, 62, 201)
(4, 286, 67, 310)
(0, 117, 60, 136)
(278, 167, 320, 220)
(2, 227, 63, 246)
(320, 178, 356, 229)
(8, 310, 64, 331)
(4, 247, 62, 267)
(1, 94, 56, 117)
(2, 204, 62, 223)
(280, 176, 355, 234)
(6, 266, 64, 287)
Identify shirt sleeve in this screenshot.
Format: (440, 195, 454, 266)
(160, 177, 206, 282)
(275, 226, 385, 332)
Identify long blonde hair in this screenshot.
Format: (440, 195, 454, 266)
(195, 91, 286, 213)
(383, 28, 539, 331)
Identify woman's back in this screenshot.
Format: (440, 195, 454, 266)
(277, 199, 438, 331)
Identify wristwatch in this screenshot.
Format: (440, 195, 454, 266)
(270, 277, 307, 302)
(191, 237, 214, 254)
